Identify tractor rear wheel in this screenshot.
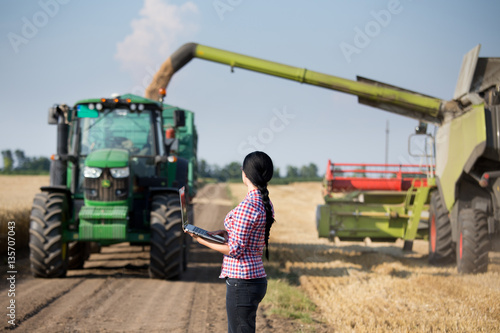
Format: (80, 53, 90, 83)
(456, 208, 490, 274)
(29, 192, 68, 278)
(149, 193, 185, 280)
(428, 191, 455, 265)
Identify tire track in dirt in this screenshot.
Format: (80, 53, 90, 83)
(11, 279, 85, 330)
(17, 278, 128, 331)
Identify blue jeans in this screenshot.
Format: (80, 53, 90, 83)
(225, 277, 268, 333)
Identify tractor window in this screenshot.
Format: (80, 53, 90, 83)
(78, 108, 156, 156)
(156, 113, 165, 157)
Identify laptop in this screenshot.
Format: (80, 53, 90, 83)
(179, 186, 226, 244)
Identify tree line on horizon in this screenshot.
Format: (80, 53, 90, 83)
(198, 159, 321, 182)
(1, 149, 50, 174)
(0, 151, 323, 181)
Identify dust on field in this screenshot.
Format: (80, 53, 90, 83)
(228, 182, 500, 332)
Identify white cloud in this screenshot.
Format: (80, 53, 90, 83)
(115, 0, 199, 81)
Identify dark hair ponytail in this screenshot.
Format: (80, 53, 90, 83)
(242, 151, 275, 260)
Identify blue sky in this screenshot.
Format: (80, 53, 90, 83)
(1, 0, 500, 176)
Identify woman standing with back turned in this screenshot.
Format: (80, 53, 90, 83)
(186, 151, 275, 333)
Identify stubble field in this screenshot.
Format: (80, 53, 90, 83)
(229, 182, 500, 332)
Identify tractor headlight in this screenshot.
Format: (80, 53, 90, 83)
(83, 166, 102, 178)
(110, 167, 130, 178)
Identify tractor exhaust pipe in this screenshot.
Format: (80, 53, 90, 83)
(48, 105, 69, 186)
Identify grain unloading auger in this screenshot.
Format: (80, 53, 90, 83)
(149, 43, 500, 273)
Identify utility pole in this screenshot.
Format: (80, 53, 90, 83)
(385, 120, 389, 165)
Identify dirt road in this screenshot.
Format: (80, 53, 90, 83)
(2, 184, 282, 332)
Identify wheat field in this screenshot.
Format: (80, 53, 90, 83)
(0, 175, 49, 253)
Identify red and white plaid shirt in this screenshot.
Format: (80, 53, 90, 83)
(219, 189, 273, 279)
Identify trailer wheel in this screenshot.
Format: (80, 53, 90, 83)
(428, 191, 455, 265)
(67, 242, 90, 269)
(29, 192, 68, 278)
(149, 193, 185, 280)
(456, 209, 489, 274)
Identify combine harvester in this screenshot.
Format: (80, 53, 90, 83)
(151, 43, 499, 273)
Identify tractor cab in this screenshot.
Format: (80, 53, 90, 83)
(72, 98, 168, 200)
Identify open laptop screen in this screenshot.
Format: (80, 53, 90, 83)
(178, 186, 226, 244)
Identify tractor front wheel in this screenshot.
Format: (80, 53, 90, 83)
(29, 192, 68, 278)
(149, 193, 185, 280)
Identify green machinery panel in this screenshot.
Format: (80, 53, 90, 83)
(78, 206, 128, 240)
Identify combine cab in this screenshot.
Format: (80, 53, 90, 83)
(316, 160, 434, 250)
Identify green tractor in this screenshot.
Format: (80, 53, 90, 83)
(146, 43, 499, 274)
(29, 93, 197, 279)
